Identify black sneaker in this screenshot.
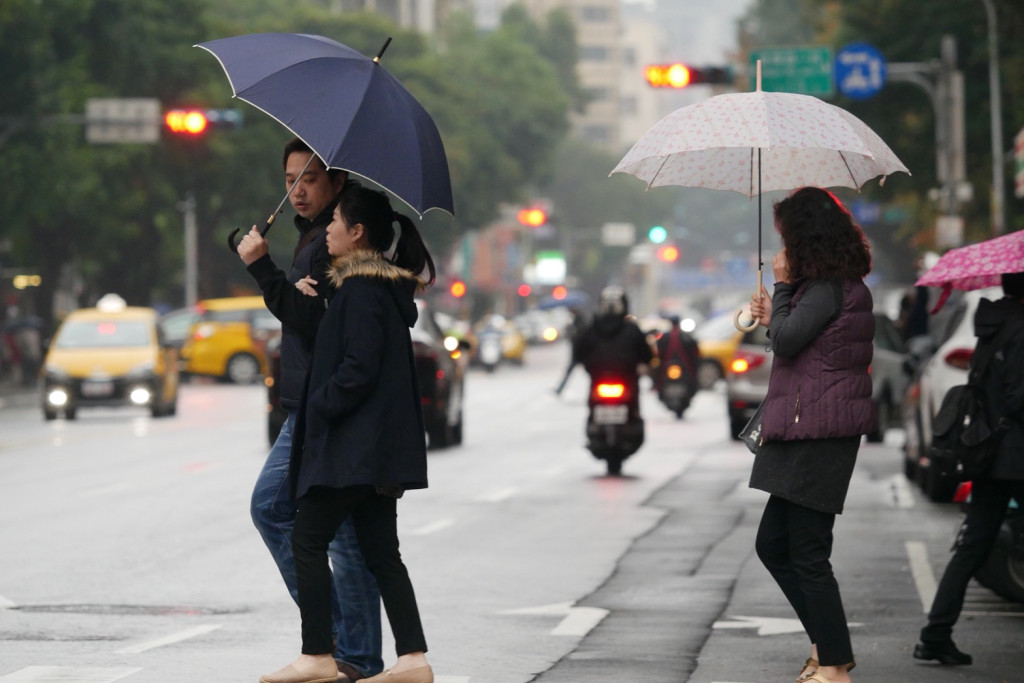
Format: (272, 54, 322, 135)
(913, 640, 973, 665)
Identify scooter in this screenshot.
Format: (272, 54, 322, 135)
(657, 362, 694, 419)
(585, 375, 644, 476)
(954, 482, 1024, 604)
(476, 329, 502, 373)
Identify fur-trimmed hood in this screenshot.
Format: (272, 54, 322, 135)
(327, 249, 422, 328)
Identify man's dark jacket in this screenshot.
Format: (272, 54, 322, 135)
(246, 205, 334, 411)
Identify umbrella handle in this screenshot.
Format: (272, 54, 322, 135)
(226, 212, 279, 254)
(733, 269, 763, 332)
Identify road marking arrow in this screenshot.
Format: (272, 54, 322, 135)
(0, 667, 142, 682)
(501, 601, 609, 637)
(713, 615, 862, 636)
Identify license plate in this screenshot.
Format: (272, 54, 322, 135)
(81, 380, 114, 397)
(664, 384, 688, 398)
(593, 404, 628, 425)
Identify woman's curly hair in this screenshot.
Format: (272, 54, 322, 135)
(774, 187, 871, 281)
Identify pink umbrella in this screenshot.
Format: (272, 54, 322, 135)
(916, 230, 1024, 312)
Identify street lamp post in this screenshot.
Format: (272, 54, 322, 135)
(982, 0, 1005, 236)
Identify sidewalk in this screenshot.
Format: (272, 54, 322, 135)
(534, 440, 1024, 683)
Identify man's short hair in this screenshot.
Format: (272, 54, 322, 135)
(282, 137, 344, 181)
(1002, 271, 1024, 299)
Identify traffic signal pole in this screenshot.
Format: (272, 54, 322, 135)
(177, 192, 198, 308)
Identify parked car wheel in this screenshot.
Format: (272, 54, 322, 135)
(225, 352, 261, 384)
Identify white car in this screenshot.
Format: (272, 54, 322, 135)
(903, 287, 1003, 501)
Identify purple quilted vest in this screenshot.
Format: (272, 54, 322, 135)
(761, 279, 876, 441)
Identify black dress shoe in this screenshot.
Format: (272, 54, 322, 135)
(913, 640, 973, 665)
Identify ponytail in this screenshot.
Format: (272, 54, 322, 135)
(392, 213, 436, 286)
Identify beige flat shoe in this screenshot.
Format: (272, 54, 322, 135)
(796, 656, 818, 682)
(259, 661, 341, 683)
(361, 665, 433, 683)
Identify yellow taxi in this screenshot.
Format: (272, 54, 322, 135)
(692, 312, 745, 389)
(179, 296, 279, 384)
(40, 294, 179, 420)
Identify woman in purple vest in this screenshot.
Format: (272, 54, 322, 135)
(748, 187, 876, 683)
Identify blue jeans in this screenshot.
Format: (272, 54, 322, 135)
(251, 411, 383, 675)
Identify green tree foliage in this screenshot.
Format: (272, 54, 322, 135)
(0, 0, 576, 323)
(740, 0, 1024, 278)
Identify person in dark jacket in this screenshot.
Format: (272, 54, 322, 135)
(748, 187, 875, 683)
(913, 271, 1024, 667)
(574, 286, 653, 414)
(238, 138, 381, 682)
(259, 187, 436, 683)
(653, 314, 700, 396)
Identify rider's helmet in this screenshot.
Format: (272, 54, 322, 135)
(598, 286, 629, 317)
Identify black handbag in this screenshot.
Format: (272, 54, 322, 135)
(739, 401, 766, 455)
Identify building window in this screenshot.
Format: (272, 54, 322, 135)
(586, 87, 610, 102)
(581, 45, 609, 61)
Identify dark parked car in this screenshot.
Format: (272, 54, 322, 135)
(265, 299, 467, 449)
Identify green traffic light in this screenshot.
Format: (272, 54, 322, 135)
(648, 226, 668, 243)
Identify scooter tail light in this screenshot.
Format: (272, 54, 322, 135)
(595, 383, 626, 399)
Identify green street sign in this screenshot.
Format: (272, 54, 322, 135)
(750, 47, 834, 96)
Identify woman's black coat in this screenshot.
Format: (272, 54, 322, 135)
(290, 250, 428, 500)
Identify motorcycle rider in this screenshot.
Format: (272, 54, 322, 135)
(574, 286, 653, 419)
(653, 314, 700, 397)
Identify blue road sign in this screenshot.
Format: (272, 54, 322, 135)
(835, 42, 886, 100)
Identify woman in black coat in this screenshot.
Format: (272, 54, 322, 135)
(260, 187, 436, 683)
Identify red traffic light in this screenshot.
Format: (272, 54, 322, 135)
(164, 110, 209, 135)
(644, 64, 732, 88)
(517, 208, 547, 228)
(657, 245, 680, 262)
(517, 284, 532, 297)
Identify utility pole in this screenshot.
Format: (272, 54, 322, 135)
(889, 35, 967, 247)
(982, 0, 1005, 236)
(177, 193, 198, 308)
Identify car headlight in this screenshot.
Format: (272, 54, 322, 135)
(46, 387, 69, 407)
(128, 385, 152, 405)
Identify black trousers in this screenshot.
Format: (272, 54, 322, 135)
(293, 486, 427, 657)
(921, 478, 1024, 644)
(756, 495, 854, 666)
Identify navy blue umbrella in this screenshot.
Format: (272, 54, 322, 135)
(196, 33, 454, 223)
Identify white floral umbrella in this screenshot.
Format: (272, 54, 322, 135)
(612, 69, 909, 328)
(612, 90, 909, 194)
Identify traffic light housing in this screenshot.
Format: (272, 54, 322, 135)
(164, 108, 243, 135)
(644, 64, 732, 88)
